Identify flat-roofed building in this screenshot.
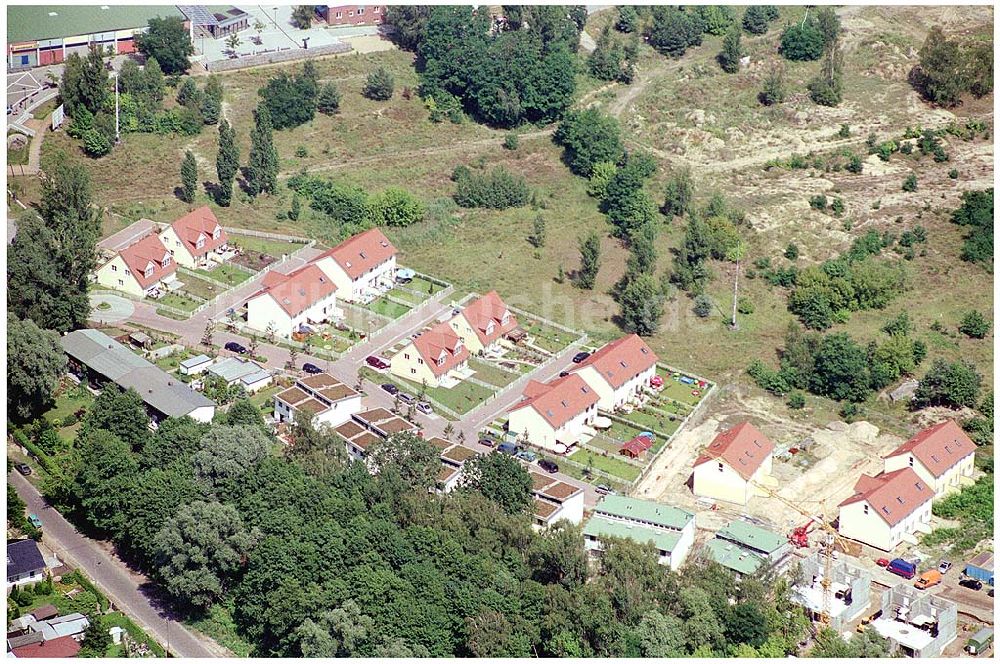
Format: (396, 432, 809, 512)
(530, 472, 584, 529)
(206, 357, 272, 393)
(427, 436, 479, 493)
(583, 496, 695, 570)
(704, 520, 790, 577)
(274, 373, 362, 428)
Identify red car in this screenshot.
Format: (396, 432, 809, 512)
(876, 558, 890, 567)
(366, 355, 389, 370)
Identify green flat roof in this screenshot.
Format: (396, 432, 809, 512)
(7, 5, 183, 43)
(716, 520, 786, 555)
(584, 516, 682, 554)
(705, 539, 766, 576)
(593, 496, 694, 531)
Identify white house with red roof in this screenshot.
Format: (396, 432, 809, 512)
(508, 374, 599, 452)
(159, 206, 229, 268)
(95, 233, 177, 298)
(837, 468, 935, 551)
(882, 420, 976, 497)
(692, 421, 776, 506)
(245, 264, 339, 338)
(570, 334, 658, 411)
(449, 291, 518, 354)
(312, 228, 397, 303)
(389, 321, 470, 388)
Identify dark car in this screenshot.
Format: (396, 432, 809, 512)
(538, 459, 559, 474)
(572, 351, 591, 363)
(381, 383, 399, 396)
(15, 463, 32, 476)
(366, 355, 390, 370)
(225, 341, 248, 354)
(559, 371, 570, 377)
(302, 362, 323, 374)
(479, 437, 496, 448)
(959, 578, 984, 591)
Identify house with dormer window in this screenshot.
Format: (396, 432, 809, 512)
(95, 233, 177, 297)
(882, 420, 976, 497)
(449, 290, 519, 354)
(389, 321, 470, 388)
(311, 228, 397, 303)
(692, 421, 775, 506)
(245, 264, 339, 338)
(508, 374, 599, 452)
(158, 206, 228, 268)
(837, 467, 935, 551)
(569, 334, 659, 411)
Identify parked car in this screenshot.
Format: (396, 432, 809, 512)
(538, 459, 559, 474)
(516, 450, 537, 463)
(27, 514, 42, 529)
(498, 442, 518, 455)
(914, 569, 943, 590)
(875, 558, 890, 567)
(416, 402, 433, 415)
(225, 341, 248, 354)
(15, 463, 32, 476)
(479, 437, 496, 448)
(558, 371, 570, 377)
(381, 383, 399, 396)
(938, 560, 953, 574)
(595, 484, 616, 496)
(396, 276, 412, 284)
(960, 578, 984, 591)
(398, 392, 415, 405)
(302, 362, 322, 374)
(366, 355, 390, 370)
(572, 351, 591, 363)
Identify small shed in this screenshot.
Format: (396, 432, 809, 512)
(128, 331, 153, 350)
(505, 327, 527, 343)
(179, 354, 213, 376)
(965, 551, 994, 586)
(620, 435, 653, 458)
(30, 604, 59, 622)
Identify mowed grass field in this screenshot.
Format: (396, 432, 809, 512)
(20, 5, 993, 430)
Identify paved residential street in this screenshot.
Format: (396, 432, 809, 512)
(8, 472, 230, 658)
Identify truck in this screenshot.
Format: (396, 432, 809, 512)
(966, 627, 993, 656)
(888, 558, 917, 579)
(914, 569, 942, 589)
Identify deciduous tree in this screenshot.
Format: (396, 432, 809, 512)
(137, 16, 194, 75)
(7, 314, 66, 422)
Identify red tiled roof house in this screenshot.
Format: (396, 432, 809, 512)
(389, 321, 470, 388)
(245, 264, 339, 337)
(94, 233, 176, 298)
(692, 421, 776, 506)
(449, 290, 518, 354)
(837, 468, 935, 551)
(508, 374, 599, 452)
(569, 334, 658, 411)
(311, 228, 397, 303)
(882, 420, 976, 496)
(159, 206, 228, 268)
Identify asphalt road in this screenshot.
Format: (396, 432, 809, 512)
(8, 472, 228, 658)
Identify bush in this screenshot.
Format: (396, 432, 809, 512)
(317, 82, 342, 114)
(845, 153, 863, 174)
(82, 129, 113, 157)
(913, 358, 982, 409)
(453, 166, 530, 210)
(787, 391, 806, 410)
(737, 297, 754, 315)
(758, 66, 786, 105)
(830, 198, 845, 217)
(747, 359, 789, 395)
(743, 5, 775, 35)
(370, 188, 426, 227)
(902, 173, 918, 192)
(693, 294, 713, 318)
(959, 310, 991, 338)
(363, 67, 394, 101)
(951, 189, 993, 267)
(587, 162, 617, 200)
(839, 402, 862, 422)
(503, 133, 519, 151)
(780, 22, 825, 61)
(785, 243, 799, 260)
(808, 74, 843, 107)
(949, 168, 959, 179)
(809, 194, 827, 210)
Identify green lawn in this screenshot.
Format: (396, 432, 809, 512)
(179, 274, 226, 301)
(7, 139, 30, 165)
(229, 235, 307, 258)
(158, 292, 202, 313)
(616, 407, 683, 436)
(386, 286, 427, 305)
(365, 297, 411, 319)
(556, 458, 632, 494)
(567, 448, 642, 482)
(522, 318, 580, 354)
(193, 263, 252, 286)
(45, 383, 94, 427)
(468, 359, 521, 388)
(250, 385, 281, 409)
(186, 605, 252, 657)
(408, 274, 447, 295)
(655, 367, 711, 406)
(365, 369, 496, 416)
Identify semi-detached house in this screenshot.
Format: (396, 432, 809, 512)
(390, 322, 470, 388)
(95, 233, 176, 298)
(245, 264, 339, 338)
(449, 291, 518, 354)
(158, 206, 228, 268)
(312, 228, 397, 303)
(837, 467, 935, 552)
(508, 374, 599, 452)
(882, 419, 976, 497)
(569, 334, 658, 411)
(692, 421, 775, 506)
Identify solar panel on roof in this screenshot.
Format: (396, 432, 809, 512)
(178, 5, 220, 27)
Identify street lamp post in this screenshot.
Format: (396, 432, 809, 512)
(113, 71, 120, 143)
